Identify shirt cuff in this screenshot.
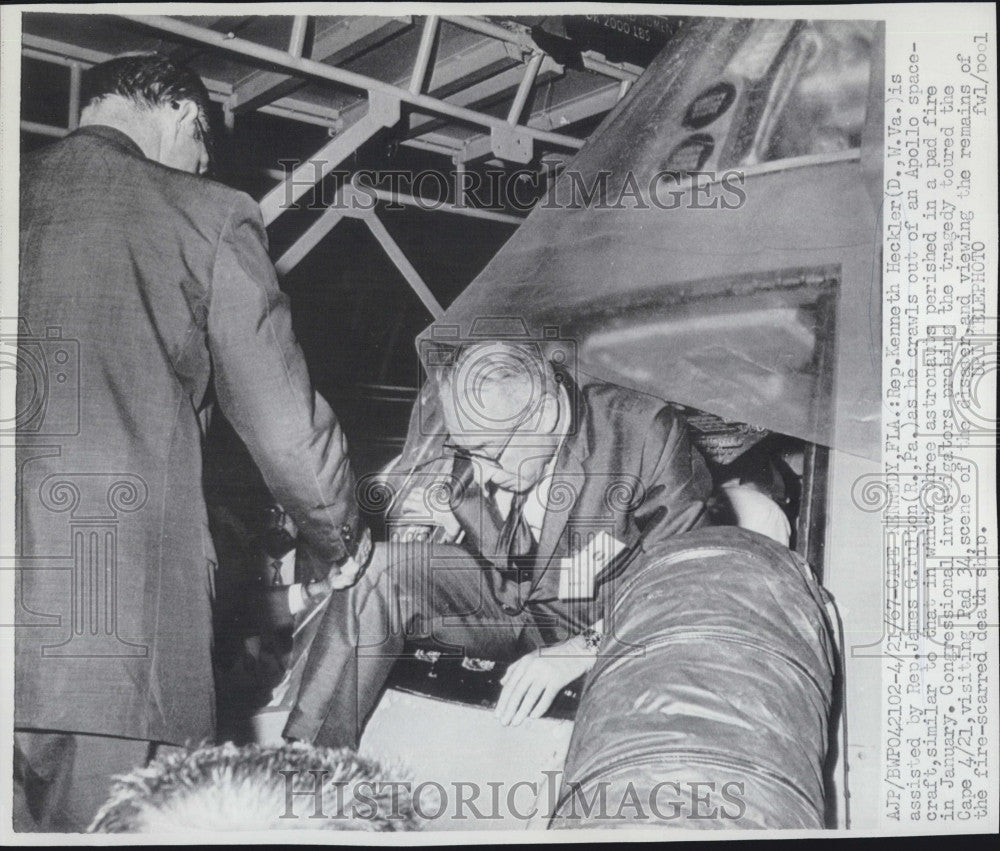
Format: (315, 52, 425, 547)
(288, 584, 306, 616)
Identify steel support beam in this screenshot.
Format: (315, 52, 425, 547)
(23, 28, 583, 161)
(287, 16, 309, 59)
(21, 33, 340, 128)
(406, 55, 563, 135)
(25, 31, 342, 128)
(67, 61, 82, 130)
(420, 36, 523, 101)
(116, 15, 584, 152)
(454, 160, 468, 207)
(439, 15, 535, 51)
(358, 183, 524, 226)
(22, 33, 233, 103)
(581, 51, 642, 83)
(258, 89, 401, 226)
(263, 170, 523, 230)
(457, 81, 620, 163)
(360, 209, 444, 318)
(274, 204, 346, 276)
(22, 44, 93, 68)
(340, 34, 526, 138)
(273, 183, 463, 316)
(21, 20, 549, 322)
(400, 134, 463, 157)
(21, 120, 68, 138)
(440, 15, 642, 82)
(165, 15, 257, 68)
(230, 15, 412, 114)
(257, 100, 342, 127)
(506, 52, 544, 125)
(409, 15, 439, 95)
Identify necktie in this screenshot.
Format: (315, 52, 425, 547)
(495, 487, 535, 569)
(450, 456, 535, 570)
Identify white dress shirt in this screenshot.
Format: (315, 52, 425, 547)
(488, 384, 570, 541)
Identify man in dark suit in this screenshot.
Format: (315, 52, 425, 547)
(283, 340, 712, 748)
(14, 54, 368, 831)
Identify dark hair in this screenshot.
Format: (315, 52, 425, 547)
(82, 53, 215, 161)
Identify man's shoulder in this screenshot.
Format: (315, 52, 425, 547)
(149, 163, 254, 219)
(28, 130, 253, 221)
(580, 378, 675, 422)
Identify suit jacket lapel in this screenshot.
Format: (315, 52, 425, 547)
(451, 455, 504, 566)
(534, 451, 584, 568)
(531, 373, 592, 594)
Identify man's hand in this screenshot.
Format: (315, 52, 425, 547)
(495, 638, 597, 727)
(328, 555, 363, 590)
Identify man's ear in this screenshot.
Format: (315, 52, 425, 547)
(169, 98, 201, 137)
(539, 390, 561, 436)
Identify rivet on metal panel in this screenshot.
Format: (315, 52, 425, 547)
(490, 125, 533, 164)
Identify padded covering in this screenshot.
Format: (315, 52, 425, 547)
(550, 527, 836, 829)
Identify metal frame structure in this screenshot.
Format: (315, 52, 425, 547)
(20, 14, 647, 318)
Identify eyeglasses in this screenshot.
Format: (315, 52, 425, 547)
(443, 416, 524, 467)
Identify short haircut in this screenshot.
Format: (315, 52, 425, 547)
(82, 53, 215, 158)
(88, 742, 419, 832)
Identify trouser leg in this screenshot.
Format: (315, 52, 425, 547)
(283, 541, 532, 749)
(283, 542, 410, 749)
(13, 730, 151, 832)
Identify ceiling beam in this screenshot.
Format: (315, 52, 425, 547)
(259, 90, 401, 226)
(326, 31, 524, 138)
(21, 32, 233, 101)
(454, 80, 620, 163)
(22, 26, 598, 163)
(406, 55, 563, 135)
(23, 33, 348, 136)
(230, 15, 412, 114)
(440, 15, 643, 82)
(166, 15, 258, 66)
(400, 133, 464, 157)
(115, 14, 584, 151)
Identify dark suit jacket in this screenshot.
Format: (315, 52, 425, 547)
(452, 373, 713, 634)
(280, 375, 712, 745)
(15, 126, 362, 745)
